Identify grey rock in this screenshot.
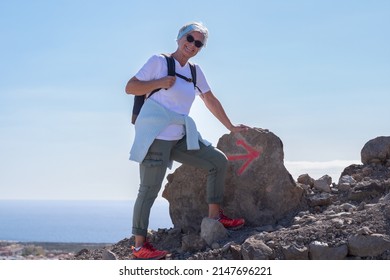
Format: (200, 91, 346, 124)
(307, 193, 332, 207)
(361, 136, 390, 165)
(314, 175, 332, 193)
(348, 234, 390, 257)
(309, 241, 348, 260)
(200, 218, 228, 247)
(181, 233, 206, 252)
(101, 250, 117, 260)
(282, 244, 309, 260)
(298, 174, 315, 187)
(241, 235, 273, 260)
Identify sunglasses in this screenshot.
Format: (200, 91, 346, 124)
(186, 34, 204, 48)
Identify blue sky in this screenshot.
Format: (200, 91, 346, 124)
(1, 0, 389, 200)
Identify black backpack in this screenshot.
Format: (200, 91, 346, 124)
(131, 53, 198, 124)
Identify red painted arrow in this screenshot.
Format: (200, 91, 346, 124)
(227, 139, 262, 175)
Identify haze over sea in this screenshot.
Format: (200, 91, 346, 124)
(0, 199, 172, 244)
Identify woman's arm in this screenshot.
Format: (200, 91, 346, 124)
(125, 76, 176, 96)
(200, 91, 249, 133)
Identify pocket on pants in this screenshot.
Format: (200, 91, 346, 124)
(141, 152, 164, 168)
(142, 159, 163, 168)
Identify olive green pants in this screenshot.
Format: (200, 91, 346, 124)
(132, 137, 228, 237)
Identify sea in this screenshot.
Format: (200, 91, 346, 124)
(0, 200, 172, 244)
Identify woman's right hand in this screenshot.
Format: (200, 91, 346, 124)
(159, 76, 176, 89)
(126, 76, 176, 95)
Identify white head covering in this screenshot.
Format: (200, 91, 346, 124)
(177, 22, 209, 47)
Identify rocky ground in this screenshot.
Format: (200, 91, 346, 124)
(73, 161, 390, 260)
(0, 241, 110, 260)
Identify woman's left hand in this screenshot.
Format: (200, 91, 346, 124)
(230, 124, 250, 133)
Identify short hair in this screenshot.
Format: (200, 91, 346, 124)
(177, 22, 209, 47)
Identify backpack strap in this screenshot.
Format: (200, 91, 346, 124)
(189, 62, 196, 85)
(131, 95, 145, 124)
(162, 53, 176, 76)
(172, 61, 201, 93)
(164, 53, 200, 92)
(148, 54, 176, 97)
(188, 62, 201, 93)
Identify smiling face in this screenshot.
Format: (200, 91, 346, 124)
(177, 31, 204, 59)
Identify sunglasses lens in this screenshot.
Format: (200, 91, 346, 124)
(187, 35, 194, 43)
(195, 41, 203, 48)
(186, 35, 203, 48)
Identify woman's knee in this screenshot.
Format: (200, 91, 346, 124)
(213, 148, 228, 170)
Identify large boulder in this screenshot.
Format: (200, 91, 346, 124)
(361, 136, 390, 165)
(162, 128, 304, 232)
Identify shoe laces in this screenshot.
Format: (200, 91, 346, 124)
(218, 210, 231, 220)
(131, 241, 156, 252)
(143, 241, 157, 251)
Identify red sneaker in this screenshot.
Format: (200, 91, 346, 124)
(131, 242, 168, 260)
(218, 210, 245, 230)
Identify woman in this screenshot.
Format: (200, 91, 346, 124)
(125, 22, 248, 260)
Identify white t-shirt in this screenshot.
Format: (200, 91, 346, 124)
(135, 54, 211, 140)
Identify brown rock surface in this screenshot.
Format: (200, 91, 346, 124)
(162, 128, 304, 232)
